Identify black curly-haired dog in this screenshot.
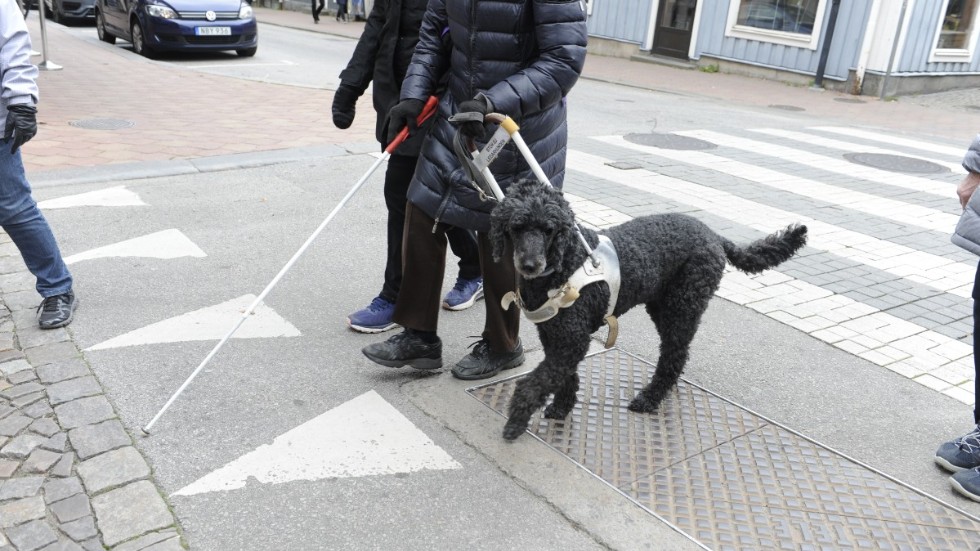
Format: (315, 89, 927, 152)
(489, 181, 808, 440)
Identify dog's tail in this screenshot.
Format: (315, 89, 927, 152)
(723, 224, 808, 274)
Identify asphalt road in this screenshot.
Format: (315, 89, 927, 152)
(32, 18, 980, 551)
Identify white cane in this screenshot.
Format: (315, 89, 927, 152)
(142, 96, 440, 434)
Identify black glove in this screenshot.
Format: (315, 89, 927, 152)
(4, 104, 37, 154)
(331, 84, 359, 129)
(456, 95, 491, 140)
(385, 98, 425, 144)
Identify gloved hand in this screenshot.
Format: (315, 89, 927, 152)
(331, 84, 359, 129)
(4, 104, 37, 154)
(385, 98, 425, 144)
(456, 95, 492, 140)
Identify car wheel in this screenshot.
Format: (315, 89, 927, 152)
(236, 47, 257, 57)
(131, 20, 155, 58)
(96, 10, 115, 44)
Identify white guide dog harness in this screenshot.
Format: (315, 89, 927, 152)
(501, 235, 622, 347)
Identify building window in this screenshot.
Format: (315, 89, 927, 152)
(931, 0, 980, 62)
(726, 0, 826, 49)
(938, 0, 978, 49)
(736, 0, 818, 35)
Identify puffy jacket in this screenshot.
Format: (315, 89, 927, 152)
(953, 134, 980, 255)
(338, 0, 430, 155)
(0, 0, 39, 130)
(399, 0, 588, 233)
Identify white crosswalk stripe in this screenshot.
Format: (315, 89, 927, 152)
(593, 135, 960, 234)
(563, 180, 975, 405)
(676, 129, 954, 197)
(567, 126, 977, 405)
(572, 145, 974, 298)
(747, 128, 965, 173)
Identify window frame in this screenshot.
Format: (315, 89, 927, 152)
(724, 0, 828, 51)
(930, 0, 980, 63)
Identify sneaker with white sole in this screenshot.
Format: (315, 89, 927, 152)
(442, 277, 484, 311)
(935, 424, 980, 472)
(951, 466, 980, 502)
(347, 296, 399, 333)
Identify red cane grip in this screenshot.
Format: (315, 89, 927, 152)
(385, 95, 439, 154)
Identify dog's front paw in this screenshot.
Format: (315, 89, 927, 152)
(502, 422, 527, 440)
(628, 395, 660, 414)
(543, 403, 570, 419)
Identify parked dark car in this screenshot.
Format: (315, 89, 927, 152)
(95, 0, 257, 58)
(44, 0, 96, 23)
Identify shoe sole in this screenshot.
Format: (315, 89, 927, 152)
(39, 298, 78, 330)
(451, 353, 525, 381)
(361, 349, 443, 371)
(935, 455, 971, 473)
(347, 320, 400, 334)
(442, 289, 485, 311)
(950, 476, 980, 502)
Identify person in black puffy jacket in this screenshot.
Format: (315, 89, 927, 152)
(332, 0, 483, 334)
(362, 0, 588, 380)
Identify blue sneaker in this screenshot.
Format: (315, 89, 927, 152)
(442, 277, 484, 311)
(347, 296, 399, 334)
(950, 467, 980, 502)
(935, 424, 980, 472)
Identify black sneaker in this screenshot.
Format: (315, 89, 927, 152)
(451, 338, 524, 380)
(362, 330, 442, 370)
(37, 291, 77, 329)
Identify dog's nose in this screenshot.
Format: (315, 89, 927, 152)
(520, 260, 541, 275)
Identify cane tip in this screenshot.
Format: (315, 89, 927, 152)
(139, 426, 151, 436)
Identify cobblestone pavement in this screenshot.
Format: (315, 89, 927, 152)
(0, 236, 181, 551)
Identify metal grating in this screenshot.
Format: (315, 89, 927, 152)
(467, 348, 980, 550)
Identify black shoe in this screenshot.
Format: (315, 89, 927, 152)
(362, 330, 442, 370)
(451, 339, 524, 380)
(37, 291, 77, 329)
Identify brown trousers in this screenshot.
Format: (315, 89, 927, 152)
(393, 202, 520, 354)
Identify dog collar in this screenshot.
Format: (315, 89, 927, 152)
(502, 235, 621, 344)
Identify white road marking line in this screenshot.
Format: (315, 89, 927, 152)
(811, 126, 967, 158)
(85, 294, 300, 351)
(173, 390, 461, 496)
(675, 129, 954, 198)
(64, 229, 206, 265)
(574, 145, 974, 298)
(38, 186, 146, 209)
(594, 135, 959, 234)
(566, 191, 974, 405)
(748, 128, 964, 173)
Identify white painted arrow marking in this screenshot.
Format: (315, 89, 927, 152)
(38, 186, 146, 209)
(85, 294, 300, 351)
(173, 390, 461, 496)
(64, 229, 206, 265)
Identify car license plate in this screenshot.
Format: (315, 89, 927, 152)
(195, 27, 231, 36)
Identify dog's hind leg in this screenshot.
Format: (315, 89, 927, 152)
(543, 371, 579, 420)
(629, 259, 722, 414)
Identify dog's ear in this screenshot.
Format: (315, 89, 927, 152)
(542, 192, 576, 268)
(489, 199, 514, 263)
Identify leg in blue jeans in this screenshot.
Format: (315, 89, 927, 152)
(0, 144, 72, 297)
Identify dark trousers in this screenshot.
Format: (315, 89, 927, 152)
(381, 155, 480, 303)
(394, 201, 520, 354)
(311, 0, 323, 21)
(973, 260, 980, 423)
(336, 1, 347, 20)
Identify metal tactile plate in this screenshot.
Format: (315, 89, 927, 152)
(468, 349, 980, 550)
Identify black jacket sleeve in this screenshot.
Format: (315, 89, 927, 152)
(337, 0, 388, 93)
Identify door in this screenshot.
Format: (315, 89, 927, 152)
(651, 0, 697, 59)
